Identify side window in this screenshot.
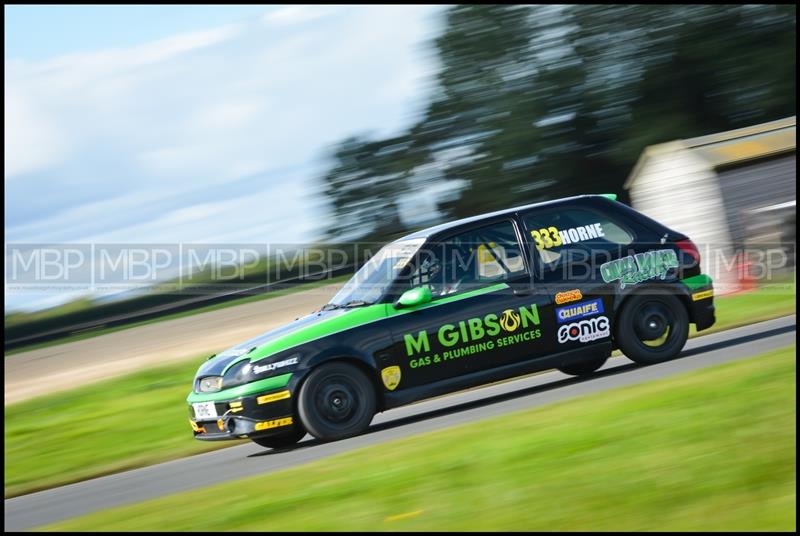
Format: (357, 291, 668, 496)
(408, 220, 527, 298)
(522, 207, 634, 273)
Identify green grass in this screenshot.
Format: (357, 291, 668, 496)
(4, 282, 796, 499)
(688, 278, 796, 337)
(3, 359, 244, 498)
(5, 275, 350, 356)
(42, 346, 796, 532)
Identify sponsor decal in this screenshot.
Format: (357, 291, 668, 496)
(555, 289, 583, 305)
(254, 417, 294, 431)
(600, 249, 679, 289)
(531, 223, 605, 250)
(692, 289, 714, 301)
(229, 401, 244, 412)
(558, 316, 610, 344)
(556, 298, 604, 324)
(256, 390, 291, 405)
(252, 356, 299, 375)
(381, 366, 402, 391)
(499, 309, 521, 332)
(403, 303, 542, 369)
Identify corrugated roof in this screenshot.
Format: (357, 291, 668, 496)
(625, 116, 796, 189)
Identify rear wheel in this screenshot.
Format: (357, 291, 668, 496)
(615, 292, 689, 365)
(297, 362, 376, 442)
(558, 356, 607, 376)
(249, 427, 306, 450)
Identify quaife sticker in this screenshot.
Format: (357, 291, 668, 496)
(600, 249, 679, 289)
(403, 303, 542, 369)
(556, 298, 604, 324)
(558, 316, 610, 344)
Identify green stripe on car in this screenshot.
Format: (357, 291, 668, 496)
(222, 283, 511, 374)
(682, 274, 713, 290)
(230, 304, 392, 372)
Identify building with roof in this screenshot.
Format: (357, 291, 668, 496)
(624, 116, 796, 294)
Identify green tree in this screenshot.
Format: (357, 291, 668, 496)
(318, 4, 796, 240)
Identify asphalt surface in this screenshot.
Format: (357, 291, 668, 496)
(5, 314, 796, 531)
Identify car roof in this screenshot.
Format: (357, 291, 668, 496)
(395, 194, 605, 242)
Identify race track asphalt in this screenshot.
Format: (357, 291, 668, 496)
(4, 314, 796, 531)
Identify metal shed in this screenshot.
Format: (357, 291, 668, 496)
(624, 117, 796, 294)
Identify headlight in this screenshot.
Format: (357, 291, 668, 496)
(198, 376, 223, 393)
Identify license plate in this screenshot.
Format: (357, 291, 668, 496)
(193, 402, 217, 420)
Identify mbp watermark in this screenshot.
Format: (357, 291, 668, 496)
(6, 245, 93, 290)
(4, 241, 796, 299)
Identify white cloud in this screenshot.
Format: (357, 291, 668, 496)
(262, 5, 338, 27)
(4, 87, 71, 177)
(5, 6, 445, 312)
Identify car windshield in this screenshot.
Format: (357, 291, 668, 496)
(328, 238, 425, 306)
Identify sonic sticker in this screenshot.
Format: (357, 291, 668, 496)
(558, 316, 611, 344)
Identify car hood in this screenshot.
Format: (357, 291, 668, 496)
(195, 305, 384, 377)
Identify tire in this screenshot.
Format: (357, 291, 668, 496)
(558, 356, 608, 376)
(297, 362, 376, 442)
(615, 292, 689, 365)
(250, 427, 307, 450)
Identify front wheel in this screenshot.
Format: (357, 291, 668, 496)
(297, 362, 376, 442)
(615, 292, 689, 365)
(250, 427, 306, 450)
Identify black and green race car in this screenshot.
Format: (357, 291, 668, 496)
(187, 194, 715, 449)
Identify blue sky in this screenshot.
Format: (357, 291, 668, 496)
(4, 5, 446, 311)
(5, 5, 278, 60)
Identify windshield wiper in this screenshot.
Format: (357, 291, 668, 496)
(343, 300, 372, 308)
(320, 300, 373, 311)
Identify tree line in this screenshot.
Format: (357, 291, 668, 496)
(319, 4, 796, 242)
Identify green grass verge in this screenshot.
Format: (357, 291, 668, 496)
(3, 359, 245, 498)
(689, 278, 795, 337)
(5, 275, 350, 356)
(4, 282, 796, 499)
(42, 346, 796, 532)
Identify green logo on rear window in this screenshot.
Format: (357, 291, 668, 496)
(600, 249, 679, 289)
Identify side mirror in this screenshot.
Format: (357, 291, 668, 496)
(394, 286, 433, 309)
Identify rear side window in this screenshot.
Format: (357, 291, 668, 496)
(522, 207, 634, 272)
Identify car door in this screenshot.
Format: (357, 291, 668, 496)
(383, 218, 553, 391)
(520, 202, 639, 349)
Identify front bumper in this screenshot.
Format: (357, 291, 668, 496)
(187, 376, 299, 441)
